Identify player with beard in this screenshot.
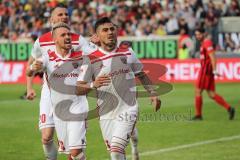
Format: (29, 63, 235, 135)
(76, 17, 161, 160)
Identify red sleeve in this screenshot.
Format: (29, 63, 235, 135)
(203, 39, 214, 55)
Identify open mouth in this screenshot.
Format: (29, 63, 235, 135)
(62, 19, 68, 23)
(65, 39, 71, 44)
(108, 36, 115, 41)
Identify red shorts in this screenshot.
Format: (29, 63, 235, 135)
(196, 71, 215, 91)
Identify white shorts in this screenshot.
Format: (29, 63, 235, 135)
(54, 119, 87, 154)
(39, 83, 54, 130)
(100, 112, 137, 154)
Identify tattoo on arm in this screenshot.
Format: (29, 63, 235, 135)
(135, 71, 158, 96)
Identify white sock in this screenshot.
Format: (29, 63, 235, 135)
(42, 139, 57, 160)
(111, 152, 125, 160)
(71, 152, 86, 160)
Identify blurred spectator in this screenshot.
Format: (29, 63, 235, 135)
(204, 7, 219, 47)
(0, 0, 240, 52)
(226, 0, 240, 16)
(178, 28, 190, 59)
(154, 23, 167, 36)
(225, 33, 236, 52)
(178, 18, 189, 35)
(166, 14, 179, 35)
(178, 28, 194, 59)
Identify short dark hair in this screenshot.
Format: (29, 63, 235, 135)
(94, 17, 113, 32)
(195, 28, 205, 33)
(50, 3, 67, 15)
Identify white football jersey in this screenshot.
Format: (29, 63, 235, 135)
(78, 44, 143, 120)
(31, 31, 97, 85)
(42, 49, 89, 120)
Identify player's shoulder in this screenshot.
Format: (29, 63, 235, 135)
(87, 49, 105, 62)
(45, 49, 57, 60)
(203, 38, 213, 46)
(116, 41, 132, 53)
(69, 50, 83, 59)
(71, 32, 80, 41)
(39, 32, 53, 43)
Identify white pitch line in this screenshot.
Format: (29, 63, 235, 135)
(126, 134, 240, 158)
(103, 135, 240, 160)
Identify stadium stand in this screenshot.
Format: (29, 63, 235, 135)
(0, 0, 240, 52)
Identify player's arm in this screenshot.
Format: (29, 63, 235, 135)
(26, 56, 35, 77)
(26, 39, 42, 100)
(129, 48, 161, 111)
(208, 52, 217, 73)
(76, 56, 110, 95)
(206, 41, 218, 75)
(26, 39, 43, 76)
(135, 71, 161, 112)
(76, 75, 111, 95)
(26, 56, 36, 100)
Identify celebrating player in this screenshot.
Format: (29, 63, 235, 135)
(26, 4, 96, 160)
(193, 28, 235, 120)
(76, 17, 161, 160)
(89, 36, 140, 160)
(30, 22, 88, 160)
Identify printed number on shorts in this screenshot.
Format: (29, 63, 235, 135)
(40, 114, 46, 123)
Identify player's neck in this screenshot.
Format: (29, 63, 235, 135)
(101, 43, 117, 52)
(56, 46, 70, 58)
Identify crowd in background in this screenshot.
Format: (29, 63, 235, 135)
(1, 0, 240, 53)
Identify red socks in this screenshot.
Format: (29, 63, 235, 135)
(195, 96, 203, 116)
(213, 94, 231, 110)
(195, 93, 231, 116)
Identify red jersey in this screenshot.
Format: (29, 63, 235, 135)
(199, 39, 214, 75)
(197, 39, 215, 91)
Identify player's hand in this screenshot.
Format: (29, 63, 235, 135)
(31, 60, 43, 72)
(93, 75, 111, 88)
(26, 88, 36, 100)
(150, 96, 161, 112)
(89, 34, 100, 45)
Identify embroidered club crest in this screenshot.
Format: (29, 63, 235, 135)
(72, 62, 79, 69)
(120, 56, 127, 64)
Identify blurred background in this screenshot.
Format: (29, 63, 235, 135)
(1, 0, 240, 51)
(1, 0, 240, 84)
(0, 1, 239, 159)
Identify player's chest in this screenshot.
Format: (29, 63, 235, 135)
(40, 45, 80, 53)
(46, 59, 82, 76)
(200, 47, 208, 59)
(92, 55, 133, 77)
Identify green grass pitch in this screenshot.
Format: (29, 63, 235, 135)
(0, 83, 239, 160)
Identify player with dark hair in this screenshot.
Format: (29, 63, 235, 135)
(77, 17, 161, 160)
(193, 28, 235, 120)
